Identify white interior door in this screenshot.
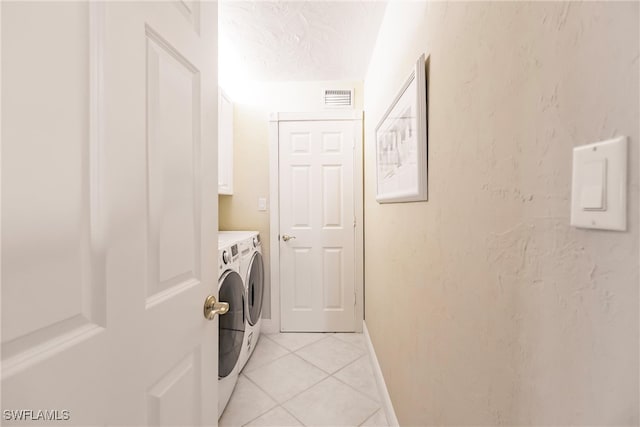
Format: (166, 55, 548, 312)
(1, 2, 219, 425)
(279, 119, 358, 332)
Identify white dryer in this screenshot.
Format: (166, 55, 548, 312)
(219, 231, 264, 371)
(217, 239, 244, 417)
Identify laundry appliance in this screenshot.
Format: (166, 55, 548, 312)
(217, 237, 244, 417)
(219, 231, 264, 371)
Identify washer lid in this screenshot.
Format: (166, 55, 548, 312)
(246, 251, 264, 326)
(218, 270, 245, 378)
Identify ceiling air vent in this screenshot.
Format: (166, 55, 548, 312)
(323, 89, 354, 109)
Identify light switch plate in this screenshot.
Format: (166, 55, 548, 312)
(570, 136, 627, 231)
(258, 197, 267, 212)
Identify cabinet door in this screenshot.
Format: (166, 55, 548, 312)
(218, 90, 234, 195)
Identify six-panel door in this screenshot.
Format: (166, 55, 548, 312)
(279, 120, 357, 332)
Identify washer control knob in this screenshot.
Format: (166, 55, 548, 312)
(222, 250, 230, 264)
(252, 237, 259, 247)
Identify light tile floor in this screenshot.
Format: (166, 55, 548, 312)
(220, 333, 390, 427)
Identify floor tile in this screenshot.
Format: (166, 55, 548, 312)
(296, 336, 365, 374)
(244, 353, 328, 403)
(284, 377, 380, 426)
(334, 355, 380, 402)
(360, 409, 389, 426)
(265, 332, 327, 352)
(219, 375, 277, 427)
(245, 406, 303, 426)
(243, 335, 289, 373)
(333, 332, 366, 349)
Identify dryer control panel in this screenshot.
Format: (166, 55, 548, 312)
(219, 244, 239, 271)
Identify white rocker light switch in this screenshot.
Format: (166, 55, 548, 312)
(571, 136, 627, 231)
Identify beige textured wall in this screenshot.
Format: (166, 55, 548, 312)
(219, 80, 363, 318)
(364, 2, 639, 425)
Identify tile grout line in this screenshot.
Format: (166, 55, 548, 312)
(332, 352, 372, 377)
(259, 333, 279, 346)
(243, 334, 375, 427)
(260, 355, 378, 424)
(296, 339, 380, 426)
(275, 364, 330, 407)
(237, 374, 282, 426)
(239, 408, 272, 427)
(291, 351, 335, 376)
(273, 333, 333, 353)
(332, 353, 381, 401)
(330, 373, 382, 412)
(257, 333, 293, 354)
(241, 336, 330, 408)
(278, 372, 380, 426)
(292, 336, 367, 375)
(267, 332, 364, 354)
(332, 334, 368, 351)
(294, 350, 366, 376)
(241, 359, 329, 414)
(241, 347, 292, 375)
(280, 404, 308, 426)
(325, 334, 362, 349)
(244, 350, 326, 381)
(358, 409, 385, 427)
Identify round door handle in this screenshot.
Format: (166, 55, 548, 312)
(282, 234, 296, 242)
(203, 295, 229, 320)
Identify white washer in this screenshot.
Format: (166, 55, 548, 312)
(219, 231, 264, 371)
(217, 238, 244, 417)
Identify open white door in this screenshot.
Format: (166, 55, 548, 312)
(1, 2, 219, 425)
(277, 113, 363, 332)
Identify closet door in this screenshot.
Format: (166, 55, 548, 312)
(279, 119, 358, 332)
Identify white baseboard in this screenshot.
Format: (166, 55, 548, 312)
(363, 321, 399, 427)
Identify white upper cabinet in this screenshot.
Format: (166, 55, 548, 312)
(218, 89, 234, 195)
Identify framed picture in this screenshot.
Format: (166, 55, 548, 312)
(375, 54, 428, 203)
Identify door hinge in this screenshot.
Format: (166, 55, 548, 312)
(353, 218, 356, 228)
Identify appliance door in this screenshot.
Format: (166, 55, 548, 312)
(246, 251, 265, 326)
(218, 270, 245, 378)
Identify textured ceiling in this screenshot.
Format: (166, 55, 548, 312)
(219, 1, 387, 82)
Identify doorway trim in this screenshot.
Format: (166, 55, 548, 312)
(266, 110, 364, 333)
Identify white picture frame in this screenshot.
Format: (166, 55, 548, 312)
(375, 54, 428, 203)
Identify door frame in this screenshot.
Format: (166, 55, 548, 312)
(267, 110, 364, 333)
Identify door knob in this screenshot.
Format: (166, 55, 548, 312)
(203, 295, 229, 320)
(282, 234, 296, 242)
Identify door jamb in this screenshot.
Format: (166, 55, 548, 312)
(267, 110, 364, 333)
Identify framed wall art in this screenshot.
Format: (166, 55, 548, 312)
(375, 54, 428, 203)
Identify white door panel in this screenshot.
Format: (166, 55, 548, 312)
(280, 120, 356, 332)
(2, 3, 109, 423)
(1, 2, 218, 425)
(104, 2, 218, 425)
(145, 25, 200, 303)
